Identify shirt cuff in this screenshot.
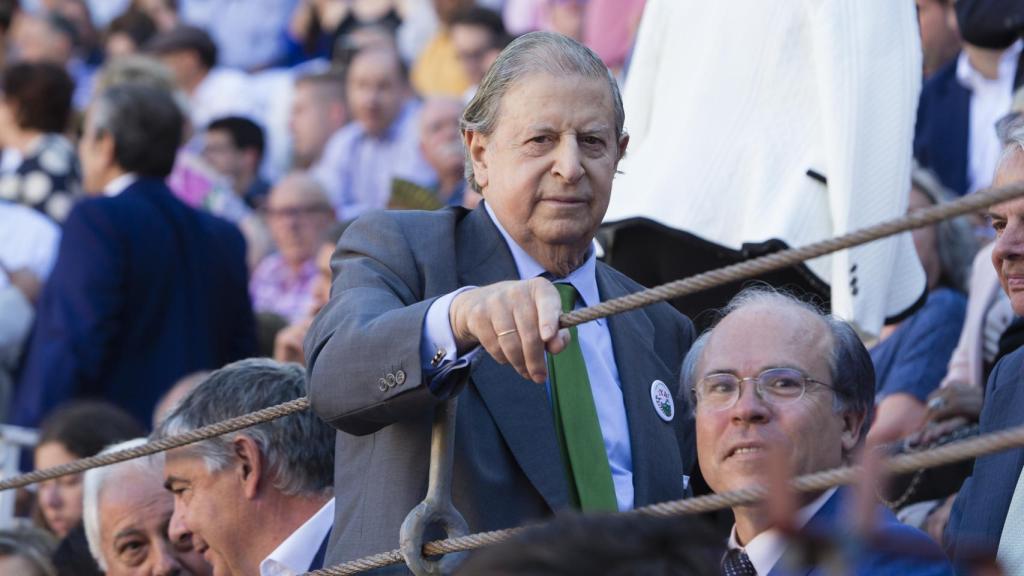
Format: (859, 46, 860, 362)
(421, 286, 481, 397)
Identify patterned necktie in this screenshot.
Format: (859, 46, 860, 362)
(547, 282, 618, 512)
(722, 549, 757, 576)
(997, 467, 1024, 572)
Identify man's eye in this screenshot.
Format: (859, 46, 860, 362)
(707, 382, 736, 395)
(993, 220, 1007, 234)
(528, 135, 552, 145)
(767, 378, 802, 392)
(118, 540, 147, 564)
(580, 136, 604, 147)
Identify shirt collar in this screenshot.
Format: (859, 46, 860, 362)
(259, 498, 335, 576)
(103, 173, 139, 198)
(956, 40, 1024, 90)
(482, 201, 601, 311)
(726, 487, 837, 575)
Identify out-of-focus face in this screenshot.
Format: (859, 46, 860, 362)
(346, 49, 406, 138)
(909, 187, 941, 291)
(98, 468, 211, 576)
(311, 241, 335, 315)
(468, 72, 625, 263)
(451, 24, 497, 85)
(201, 130, 243, 183)
(694, 304, 861, 497)
(35, 442, 83, 538)
(164, 451, 240, 576)
(545, 0, 586, 41)
(135, 0, 178, 31)
(105, 32, 140, 59)
(12, 16, 73, 65)
(289, 83, 343, 168)
(990, 149, 1024, 316)
(265, 177, 336, 267)
(157, 50, 204, 93)
(419, 98, 464, 178)
(916, 0, 961, 77)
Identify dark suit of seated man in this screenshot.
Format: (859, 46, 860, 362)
(684, 288, 953, 575)
(12, 83, 255, 428)
(305, 33, 695, 571)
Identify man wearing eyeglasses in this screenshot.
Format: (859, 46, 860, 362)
(684, 288, 952, 576)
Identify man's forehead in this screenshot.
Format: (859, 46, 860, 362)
(701, 304, 830, 372)
(496, 73, 616, 129)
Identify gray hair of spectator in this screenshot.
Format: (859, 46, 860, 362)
(680, 287, 875, 447)
(91, 82, 183, 178)
(93, 55, 191, 118)
(910, 165, 978, 293)
(0, 526, 57, 576)
(460, 31, 625, 193)
(156, 358, 334, 497)
(82, 438, 162, 572)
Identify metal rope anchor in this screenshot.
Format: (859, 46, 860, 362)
(399, 397, 469, 575)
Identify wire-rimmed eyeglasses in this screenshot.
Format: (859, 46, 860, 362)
(692, 367, 834, 412)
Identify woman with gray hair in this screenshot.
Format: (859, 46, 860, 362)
(867, 166, 980, 444)
(82, 438, 210, 576)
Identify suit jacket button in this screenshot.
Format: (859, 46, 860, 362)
(378, 378, 388, 392)
(395, 369, 406, 385)
(386, 373, 397, 388)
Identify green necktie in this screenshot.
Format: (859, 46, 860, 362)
(547, 283, 618, 512)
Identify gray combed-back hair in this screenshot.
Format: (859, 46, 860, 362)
(680, 287, 875, 450)
(156, 358, 334, 497)
(460, 31, 625, 192)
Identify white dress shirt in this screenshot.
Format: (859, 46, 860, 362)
(727, 487, 837, 575)
(957, 40, 1023, 195)
(102, 173, 139, 198)
(421, 202, 635, 511)
(259, 498, 335, 576)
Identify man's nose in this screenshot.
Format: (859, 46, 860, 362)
(995, 220, 1024, 264)
(729, 381, 771, 424)
(551, 138, 584, 184)
(168, 502, 191, 546)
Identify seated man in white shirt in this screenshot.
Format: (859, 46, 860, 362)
(685, 288, 953, 576)
(158, 358, 336, 576)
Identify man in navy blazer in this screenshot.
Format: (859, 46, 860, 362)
(685, 288, 952, 575)
(946, 120, 1024, 573)
(12, 82, 255, 428)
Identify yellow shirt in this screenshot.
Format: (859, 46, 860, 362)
(411, 31, 471, 98)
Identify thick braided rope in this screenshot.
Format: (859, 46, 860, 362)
(560, 180, 1024, 327)
(0, 397, 309, 491)
(310, 422, 1024, 575)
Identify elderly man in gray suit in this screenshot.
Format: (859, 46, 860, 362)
(305, 32, 696, 570)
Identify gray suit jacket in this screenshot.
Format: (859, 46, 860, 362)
(305, 204, 696, 570)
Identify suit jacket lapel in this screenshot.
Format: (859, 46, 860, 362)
(456, 205, 570, 511)
(597, 265, 686, 507)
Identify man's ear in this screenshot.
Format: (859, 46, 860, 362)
(464, 130, 489, 190)
(840, 410, 868, 455)
(232, 435, 264, 500)
(98, 131, 117, 170)
(616, 133, 630, 163)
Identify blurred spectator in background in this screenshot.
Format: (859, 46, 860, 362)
(0, 526, 58, 576)
(915, 30, 1022, 196)
(289, 70, 347, 169)
(273, 221, 346, 365)
(0, 200, 59, 421)
(416, 96, 467, 206)
(287, 0, 404, 64)
(152, 371, 208, 428)
(0, 0, 19, 69)
(103, 9, 157, 60)
(449, 6, 507, 101)
(202, 116, 271, 209)
(13, 83, 256, 429)
(11, 10, 96, 109)
(410, 0, 473, 97)
(252, 172, 335, 323)
(33, 401, 144, 545)
(0, 61, 80, 223)
(129, 0, 178, 32)
(145, 25, 257, 138)
(312, 46, 434, 217)
(177, 0, 297, 72)
(83, 439, 211, 576)
(581, 0, 645, 75)
(917, 0, 962, 79)
(868, 168, 978, 444)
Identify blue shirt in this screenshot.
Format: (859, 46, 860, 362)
(420, 203, 635, 511)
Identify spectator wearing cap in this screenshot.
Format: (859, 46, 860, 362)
(312, 46, 435, 217)
(13, 83, 256, 429)
(0, 62, 80, 223)
(410, 0, 474, 97)
(202, 116, 271, 209)
(289, 71, 347, 170)
(146, 25, 258, 137)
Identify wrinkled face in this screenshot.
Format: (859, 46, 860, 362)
(289, 83, 339, 167)
(35, 442, 83, 538)
(451, 24, 497, 85)
(346, 50, 405, 138)
(419, 99, 464, 177)
(990, 149, 1024, 316)
(694, 304, 860, 497)
(909, 187, 941, 290)
(164, 451, 240, 576)
(265, 179, 335, 266)
(99, 469, 211, 576)
(201, 130, 243, 183)
(469, 73, 625, 260)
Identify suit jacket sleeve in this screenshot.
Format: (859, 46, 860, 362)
(13, 201, 125, 426)
(305, 211, 454, 436)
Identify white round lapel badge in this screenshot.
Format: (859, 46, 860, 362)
(650, 380, 674, 422)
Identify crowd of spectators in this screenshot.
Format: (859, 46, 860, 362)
(0, 0, 1023, 574)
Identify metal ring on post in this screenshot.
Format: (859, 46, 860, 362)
(399, 398, 469, 575)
